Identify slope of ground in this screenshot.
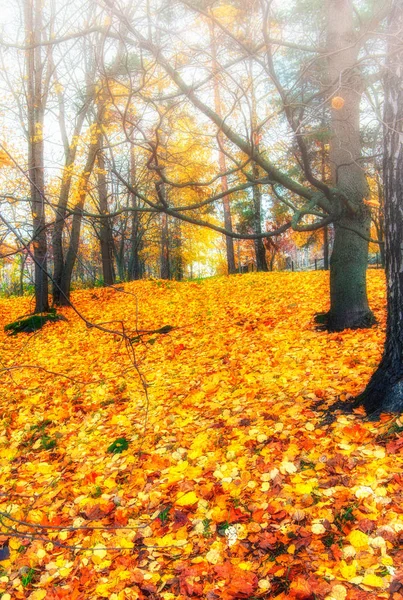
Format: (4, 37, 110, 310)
(1, 271, 402, 600)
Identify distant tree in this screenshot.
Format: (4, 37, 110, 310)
(209, 19, 236, 274)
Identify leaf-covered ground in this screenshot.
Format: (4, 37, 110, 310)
(1, 271, 403, 600)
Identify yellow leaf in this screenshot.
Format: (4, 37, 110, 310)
(103, 476, 117, 490)
(361, 573, 385, 588)
(280, 461, 297, 474)
(295, 482, 314, 495)
(9, 538, 23, 550)
(92, 544, 107, 559)
(175, 491, 199, 506)
(348, 530, 369, 549)
(339, 560, 357, 581)
(95, 582, 110, 597)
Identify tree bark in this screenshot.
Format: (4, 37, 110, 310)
(171, 219, 183, 281)
(326, 0, 374, 330)
(323, 226, 329, 270)
(97, 146, 115, 286)
(252, 163, 268, 271)
(127, 145, 144, 280)
(128, 207, 144, 281)
(160, 212, 170, 279)
(57, 132, 99, 305)
(209, 21, 236, 275)
(25, 0, 49, 313)
(357, 0, 403, 415)
(52, 102, 91, 304)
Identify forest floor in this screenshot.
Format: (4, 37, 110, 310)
(1, 270, 403, 600)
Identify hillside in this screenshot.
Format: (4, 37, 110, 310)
(2, 271, 403, 600)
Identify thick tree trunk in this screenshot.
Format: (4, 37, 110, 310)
(326, 0, 373, 330)
(25, 0, 49, 313)
(321, 129, 330, 271)
(328, 216, 374, 330)
(97, 148, 115, 286)
(357, 0, 403, 415)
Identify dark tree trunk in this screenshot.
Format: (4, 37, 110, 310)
(209, 21, 236, 275)
(57, 133, 99, 305)
(160, 213, 170, 280)
(323, 226, 329, 270)
(128, 208, 144, 281)
(52, 108, 90, 304)
(375, 178, 386, 268)
(115, 241, 126, 282)
(171, 219, 183, 281)
(326, 0, 373, 331)
(357, 0, 403, 415)
(328, 216, 373, 330)
(25, 0, 49, 313)
(249, 63, 268, 273)
(127, 146, 144, 281)
(321, 125, 330, 271)
(252, 163, 268, 271)
(97, 148, 115, 286)
(59, 207, 84, 303)
(128, 211, 143, 281)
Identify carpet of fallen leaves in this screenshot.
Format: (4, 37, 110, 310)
(2, 270, 403, 600)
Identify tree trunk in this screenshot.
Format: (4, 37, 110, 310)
(128, 210, 143, 281)
(323, 226, 329, 270)
(375, 177, 386, 268)
(328, 217, 373, 330)
(357, 0, 403, 415)
(115, 241, 126, 282)
(57, 133, 99, 305)
(97, 147, 115, 286)
(127, 146, 144, 281)
(326, 0, 373, 330)
(321, 125, 330, 271)
(171, 219, 183, 281)
(160, 212, 170, 279)
(25, 0, 49, 313)
(52, 106, 90, 304)
(209, 21, 236, 275)
(252, 163, 268, 271)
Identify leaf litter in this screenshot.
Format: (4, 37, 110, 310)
(1, 271, 402, 599)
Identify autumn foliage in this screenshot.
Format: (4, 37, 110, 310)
(1, 271, 403, 599)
